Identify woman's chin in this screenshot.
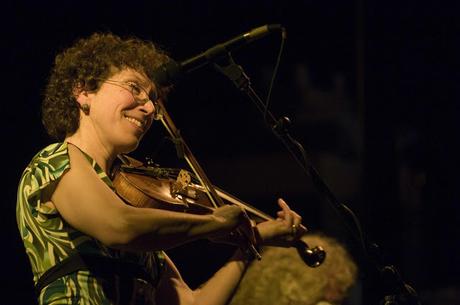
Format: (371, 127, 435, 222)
(117, 138, 141, 154)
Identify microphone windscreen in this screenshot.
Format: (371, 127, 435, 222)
(152, 60, 182, 87)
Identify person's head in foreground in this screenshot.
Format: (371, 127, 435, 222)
(230, 233, 358, 305)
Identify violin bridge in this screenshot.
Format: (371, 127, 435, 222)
(170, 170, 197, 201)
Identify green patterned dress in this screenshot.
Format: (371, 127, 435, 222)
(16, 142, 165, 305)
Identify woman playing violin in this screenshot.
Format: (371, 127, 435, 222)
(16, 32, 307, 305)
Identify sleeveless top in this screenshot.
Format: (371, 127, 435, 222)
(16, 142, 165, 305)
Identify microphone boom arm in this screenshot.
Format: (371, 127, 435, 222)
(152, 24, 283, 87)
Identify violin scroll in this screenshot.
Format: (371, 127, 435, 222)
(295, 240, 326, 268)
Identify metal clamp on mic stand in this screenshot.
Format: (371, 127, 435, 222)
(211, 52, 421, 305)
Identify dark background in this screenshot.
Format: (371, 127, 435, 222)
(3, 1, 459, 304)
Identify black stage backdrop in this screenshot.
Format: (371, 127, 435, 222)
(2, 1, 459, 304)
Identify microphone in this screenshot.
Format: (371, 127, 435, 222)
(152, 24, 284, 86)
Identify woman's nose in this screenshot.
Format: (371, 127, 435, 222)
(138, 99, 156, 116)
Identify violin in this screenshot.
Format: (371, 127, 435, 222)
(112, 154, 326, 267)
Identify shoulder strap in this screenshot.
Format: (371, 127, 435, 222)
(35, 253, 156, 296)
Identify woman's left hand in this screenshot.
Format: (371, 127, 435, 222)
(255, 198, 307, 247)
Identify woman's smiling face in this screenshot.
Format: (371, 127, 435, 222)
(85, 68, 158, 153)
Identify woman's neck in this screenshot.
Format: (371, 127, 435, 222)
(65, 131, 117, 174)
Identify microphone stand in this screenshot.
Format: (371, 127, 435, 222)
(211, 54, 421, 305)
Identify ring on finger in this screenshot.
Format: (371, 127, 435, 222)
(291, 224, 298, 236)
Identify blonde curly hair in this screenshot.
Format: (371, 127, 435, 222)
(229, 233, 358, 305)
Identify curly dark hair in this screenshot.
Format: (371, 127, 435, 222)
(42, 32, 171, 140)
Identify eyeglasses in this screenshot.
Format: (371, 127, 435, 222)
(101, 79, 159, 105)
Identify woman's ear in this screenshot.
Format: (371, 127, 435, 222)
(73, 83, 90, 104)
